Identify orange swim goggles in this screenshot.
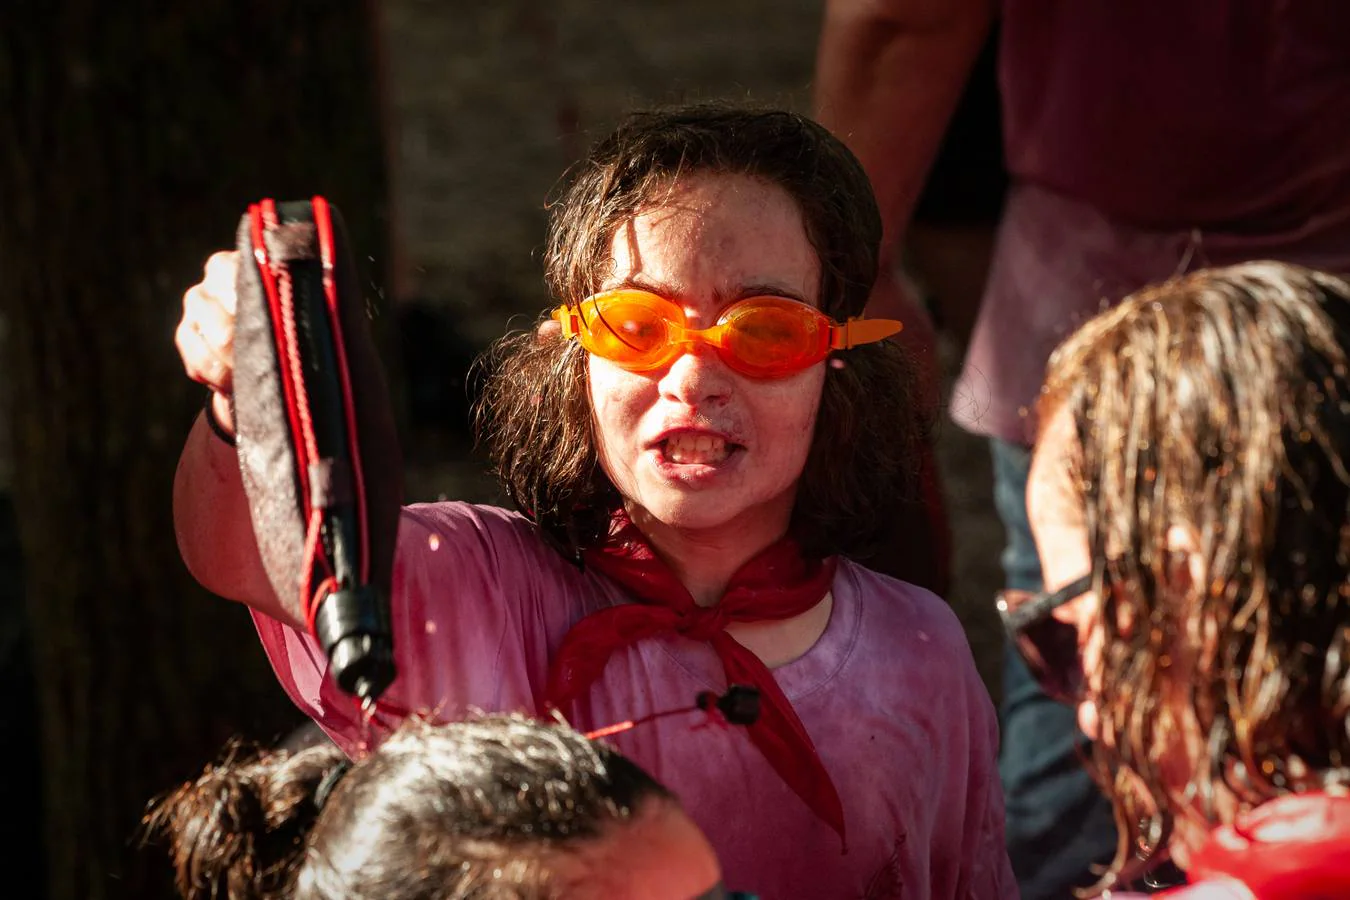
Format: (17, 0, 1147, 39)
(552, 290, 903, 379)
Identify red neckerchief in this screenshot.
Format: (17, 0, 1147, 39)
(544, 515, 845, 843)
(1172, 792, 1350, 898)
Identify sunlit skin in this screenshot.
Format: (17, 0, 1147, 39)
(586, 172, 832, 661)
(1026, 404, 1235, 869)
(550, 798, 725, 899)
(176, 250, 240, 432)
(1025, 406, 1101, 738)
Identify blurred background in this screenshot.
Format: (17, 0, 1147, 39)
(0, 1, 1003, 895)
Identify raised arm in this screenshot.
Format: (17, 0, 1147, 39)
(813, 0, 994, 263)
(814, 0, 994, 413)
(172, 251, 296, 626)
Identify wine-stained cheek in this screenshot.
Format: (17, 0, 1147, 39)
(580, 172, 829, 535)
(588, 356, 825, 532)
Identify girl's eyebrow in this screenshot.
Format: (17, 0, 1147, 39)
(607, 276, 809, 305)
(610, 276, 672, 297)
(732, 283, 808, 304)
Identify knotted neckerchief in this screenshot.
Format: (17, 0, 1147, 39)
(544, 515, 845, 843)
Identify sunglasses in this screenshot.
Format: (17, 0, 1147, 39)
(996, 573, 1093, 703)
(552, 290, 903, 379)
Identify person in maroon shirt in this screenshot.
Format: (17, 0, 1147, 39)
(815, 2, 1350, 897)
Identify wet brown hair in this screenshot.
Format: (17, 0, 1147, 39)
(144, 715, 673, 900)
(478, 102, 927, 561)
(1040, 261, 1350, 890)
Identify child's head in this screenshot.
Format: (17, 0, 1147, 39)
(1027, 261, 1350, 877)
(148, 715, 723, 899)
(541, 104, 881, 325)
(480, 103, 927, 558)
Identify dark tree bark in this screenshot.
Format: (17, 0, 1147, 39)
(0, 2, 391, 896)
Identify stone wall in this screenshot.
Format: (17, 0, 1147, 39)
(380, 0, 825, 341)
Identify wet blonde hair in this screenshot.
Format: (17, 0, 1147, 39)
(1041, 261, 1350, 890)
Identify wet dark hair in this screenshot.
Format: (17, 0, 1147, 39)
(478, 102, 927, 561)
(144, 715, 674, 900)
(1040, 261, 1350, 892)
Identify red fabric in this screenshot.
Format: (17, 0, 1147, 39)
(1170, 792, 1350, 899)
(545, 516, 846, 842)
(999, 1, 1350, 232)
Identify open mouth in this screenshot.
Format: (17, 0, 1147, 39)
(659, 433, 738, 466)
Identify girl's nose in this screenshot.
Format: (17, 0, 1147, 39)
(658, 341, 734, 406)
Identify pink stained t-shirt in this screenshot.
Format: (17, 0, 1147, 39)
(252, 502, 1015, 900)
(951, 182, 1350, 445)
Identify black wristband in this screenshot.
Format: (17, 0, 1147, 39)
(203, 394, 237, 447)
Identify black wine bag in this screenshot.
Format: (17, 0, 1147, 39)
(231, 197, 402, 701)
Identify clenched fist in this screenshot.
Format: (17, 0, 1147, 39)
(175, 250, 239, 433)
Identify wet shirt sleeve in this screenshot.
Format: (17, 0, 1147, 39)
(250, 502, 555, 754)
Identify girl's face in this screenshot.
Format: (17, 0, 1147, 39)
(1027, 404, 1214, 866)
(1026, 406, 1104, 738)
(587, 172, 825, 543)
(552, 798, 725, 899)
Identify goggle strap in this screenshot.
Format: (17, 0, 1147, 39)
(830, 317, 904, 350)
(552, 305, 581, 339)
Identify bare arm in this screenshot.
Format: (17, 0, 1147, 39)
(814, 0, 993, 412)
(813, 0, 994, 265)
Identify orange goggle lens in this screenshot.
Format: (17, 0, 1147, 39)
(552, 290, 902, 379)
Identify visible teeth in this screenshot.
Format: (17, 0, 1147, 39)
(664, 433, 729, 464)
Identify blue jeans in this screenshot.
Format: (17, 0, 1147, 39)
(990, 439, 1118, 900)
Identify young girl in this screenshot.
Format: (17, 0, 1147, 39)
(173, 104, 1011, 898)
(1008, 262, 1350, 897)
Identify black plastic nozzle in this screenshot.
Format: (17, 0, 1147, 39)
(312, 585, 396, 701)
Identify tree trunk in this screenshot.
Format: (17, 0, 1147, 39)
(0, 2, 391, 896)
